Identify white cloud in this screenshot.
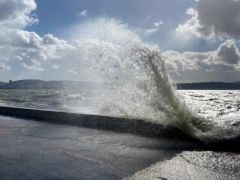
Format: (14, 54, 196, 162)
(176, 0, 240, 39)
(154, 20, 163, 27)
(142, 21, 163, 35)
(163, 40, 240, 82)
(176, 8, 203, 39)
(135, 21, 163, 37)
(164, 40, 240, 72)
(22, 59, 44, 71)
(52, 64, 59, 69)
(0, 1, 144, 81)
(0, 63, 11, 71)
(67, 69, 78, 75)
(144, 28, 159, 35)
(0, 0, 37, 28)
(0, 0, 42, 73)
(76, 9, 88, 18)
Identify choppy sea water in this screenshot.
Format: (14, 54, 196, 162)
(181, 90, 240, 122)
(0, 89, 99, 114)
(1, 89, 239, 117)
(1, 89, 240, 122)
(1, 89, 240, 138)
(180, 90, 240, 141)
(1, 89, 240, 141)
(127, 151, 240, 180)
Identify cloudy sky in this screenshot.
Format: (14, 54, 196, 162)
(0, 0, 240, 82)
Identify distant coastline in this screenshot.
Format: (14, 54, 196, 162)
(176, 82, 240, 90)
(0, 80, 98, 90)
(0, 79, 240, 90)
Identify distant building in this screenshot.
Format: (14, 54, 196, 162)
(9, 80, 13, 85)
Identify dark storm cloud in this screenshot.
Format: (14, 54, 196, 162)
(216, 40, 240, 64)
(177, 0, 240, 38)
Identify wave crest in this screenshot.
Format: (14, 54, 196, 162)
(70, 18, 239, 142)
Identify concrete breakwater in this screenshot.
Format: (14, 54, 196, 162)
(1, 105, 240, 152)
(0, 105, 191, 140)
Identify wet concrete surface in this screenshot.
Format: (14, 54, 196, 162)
(0, 115, 200, 180)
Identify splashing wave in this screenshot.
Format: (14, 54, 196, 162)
(69, 18, 240, 142)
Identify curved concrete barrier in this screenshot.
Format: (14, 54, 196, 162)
(1, 105, 240, 152)
(0, 105, 192, 140)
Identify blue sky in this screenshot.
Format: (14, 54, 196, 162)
(27, 0, 208, 51)
(30, 0, 194, 34)
(0, 0, 240, 82)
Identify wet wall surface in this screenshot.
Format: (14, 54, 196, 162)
(0, 106, 193, 140)
(1, 107, 239, 179)
(0, 115, 194, 180)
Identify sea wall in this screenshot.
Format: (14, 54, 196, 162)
(1, 106, 240, 151)
(0, 105, 191, 140)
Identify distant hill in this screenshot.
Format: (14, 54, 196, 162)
(176, 82, 240, 90)
(0, 80, 99, 89)
(0, 80, 240, 90)
(0, 82, 7, 86)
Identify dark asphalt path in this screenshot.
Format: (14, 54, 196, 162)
(0, 115, 199, 180)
